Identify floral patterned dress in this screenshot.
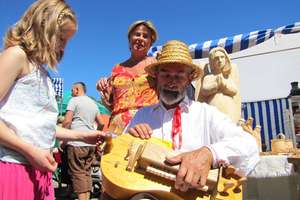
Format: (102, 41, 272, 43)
(108, 64, 158, 135)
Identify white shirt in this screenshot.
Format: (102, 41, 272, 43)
(0, 67, 58, 164)
(125, 96, 259, 175)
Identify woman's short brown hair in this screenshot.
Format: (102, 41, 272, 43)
(127, 20, 158, 45)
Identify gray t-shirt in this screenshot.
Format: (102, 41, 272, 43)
(67, 95, 99, 146)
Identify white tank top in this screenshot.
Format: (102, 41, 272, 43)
(0, 67, 58, 164)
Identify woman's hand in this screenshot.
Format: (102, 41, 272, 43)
(96, 77, 109, 92)
(96, 77, 113, 106)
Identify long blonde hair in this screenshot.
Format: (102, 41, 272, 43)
(4, 0, 77, 70)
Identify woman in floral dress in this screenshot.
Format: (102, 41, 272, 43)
(96, 20, 159, 135)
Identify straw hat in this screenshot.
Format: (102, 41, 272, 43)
(127, 20, 158, 44)
(145, 40, 203, 80)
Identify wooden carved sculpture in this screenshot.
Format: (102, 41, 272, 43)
(197, 47, 241, 123)
(238, 117, 262, 152)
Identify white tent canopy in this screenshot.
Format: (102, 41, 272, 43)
(224, 33, 300, 102)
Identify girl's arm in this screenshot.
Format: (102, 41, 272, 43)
(55, 126, 105, 144)
(0, 47, 57, 172)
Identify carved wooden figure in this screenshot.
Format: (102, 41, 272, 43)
(197, 47, 241, 123)
(239, 118, 262, 152)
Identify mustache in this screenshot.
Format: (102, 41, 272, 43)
(162, 89, 180, 97)
(159, 88, 185, 106)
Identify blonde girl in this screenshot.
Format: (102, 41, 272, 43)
(0, 1, 104, 199)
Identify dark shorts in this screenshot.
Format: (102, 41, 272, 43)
(67, 145, 95, 194)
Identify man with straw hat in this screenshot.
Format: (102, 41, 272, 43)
(126, 40, 259, 193)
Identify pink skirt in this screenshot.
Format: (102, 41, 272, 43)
(0, 161, 54, 200)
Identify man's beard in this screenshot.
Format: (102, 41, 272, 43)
(159, 88, 186, 106)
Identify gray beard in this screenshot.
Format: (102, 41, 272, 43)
(159, 88, 186, 106)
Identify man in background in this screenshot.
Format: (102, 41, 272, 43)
(62, 82, 102, 200)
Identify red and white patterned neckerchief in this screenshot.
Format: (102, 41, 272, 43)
(171, 105, 182, 150)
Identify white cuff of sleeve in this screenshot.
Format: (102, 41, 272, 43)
(206, 144, 230, 168)
(205, 145, 217, 168)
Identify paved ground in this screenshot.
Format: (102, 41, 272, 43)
(53, 181, 101, 200)
(54, 184, 74, 200)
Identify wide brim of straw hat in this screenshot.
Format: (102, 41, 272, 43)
(145, 40, 203, 81)
(145, 60, 203, 81)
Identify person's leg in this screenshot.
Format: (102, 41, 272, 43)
(82, 146, 95, 200)
(78, 192, 88, 200)
(77, 146, 96, 200)
(67, 145, 95, 200)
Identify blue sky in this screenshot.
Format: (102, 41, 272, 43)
(1, 0, 299, 99)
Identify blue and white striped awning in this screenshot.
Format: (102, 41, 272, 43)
(148, 21, 300, 58)
(242, 98, 293, 151)
(51, 77, 64, 98)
